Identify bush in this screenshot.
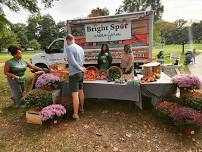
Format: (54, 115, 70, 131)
(170, 106, 202, 131)
(153, 101, 178, 123)
(166, 94, 202, 112)
(22, 89, 53, 109)
(28, 39, 41, 50)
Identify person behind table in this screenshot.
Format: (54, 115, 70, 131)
(120, 45, 134, 74)
(4, 45, 44, 107)
(157, 50, 164, 64)
(97, 43, 112, 69)
(65, 34, 85, 120)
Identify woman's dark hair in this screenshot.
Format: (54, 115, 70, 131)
(101, 43, 109, 54)
(124, 45, 132, 53)
(8, 45, 21, 56)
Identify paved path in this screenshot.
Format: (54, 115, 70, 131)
(188, 53, 202, 81)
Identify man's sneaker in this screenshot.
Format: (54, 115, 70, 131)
(72, 113, 80, 120)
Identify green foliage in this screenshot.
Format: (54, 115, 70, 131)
(0, 14, 10, 31)
(11, 23, 29, 48)
(159, 19, 202, 45)
(165, 96, 202, 113)
(153, 21, 161, 44)
(0, 0, 59, 13)
(38, 14, 58, 48)
(22, 89, 53, 109)
(192, 21, 202, 43)
(56, 21, 66, 38)
(116, 0, 164, 20)
(88, 7, 109, 17)
(161, 28, 188, 45)
(29, 39, 41, 50)
(0, 28, 17, 51)
(27, 14, 58, 48)
(153, 108, 172, 123)
(27, 15, 41, 41)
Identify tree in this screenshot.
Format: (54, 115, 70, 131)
(174, 19, 187, 29)
(153, 21, 161, 44)
(0, 0, 59, 13)
(88, 7, 109, 17)
(192, 21, 202, 43)
(29, 39, 41, 50)
(159, 21, 176, 44)
(161, 27, 188, 53)
(0, 28, 17, 51)
(38, 14, 58, 48)
(27, 14, 61, 48)
(0, 8, 10, 31)
(27, 15, 41, 41)
(11, 23, 29, 49)
(116, 0, 164, 20)
(56, 21, 66, 38)
(0, 0, 59, 33)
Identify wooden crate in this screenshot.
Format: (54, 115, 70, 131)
(26, 109, 42, 125)
(141, 62, 161, 77)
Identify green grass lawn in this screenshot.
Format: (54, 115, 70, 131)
(0, 51, 42, 63)
(153, 43, 202, 64)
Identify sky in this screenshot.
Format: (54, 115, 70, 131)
(2, 0, 202, 24)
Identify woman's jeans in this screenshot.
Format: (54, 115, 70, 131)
(7, 77, 24, 105)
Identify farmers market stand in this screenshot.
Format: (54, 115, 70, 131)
(60, 72, 176, 110)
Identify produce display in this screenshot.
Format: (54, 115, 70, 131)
(97, 70, 108, 80)
(140, 62, 161, 83)
(85, 66, 99, 81)
(108, 66, 122, 80)
(49, 64, 69, 80)
(140, 72, 160, 83)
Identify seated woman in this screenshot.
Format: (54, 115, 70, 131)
(157, 50, 164, 64)
(4, 45, 44, 107)
(120, 45, 134, 74)
(97, 43, 112, 70)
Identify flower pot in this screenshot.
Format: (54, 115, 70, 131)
(42, 86, 53, 91)
(46, 119, 60, 127)
(179, 87, 192, 97)
(181, 129, 195, 137)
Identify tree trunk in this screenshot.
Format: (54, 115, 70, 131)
(182, 43, 185, 54)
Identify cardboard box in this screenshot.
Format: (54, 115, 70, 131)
(26, 109, 42, 125)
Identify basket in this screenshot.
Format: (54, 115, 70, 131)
(50, 70, 69, 80)
(97, 69, 109, 80)
(49, 64, 69, 80)
(85, 66, 99, 81)
(49, 63, 66, 71)
(108, 66, 123, 80)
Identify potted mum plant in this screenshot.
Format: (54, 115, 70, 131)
(41, 104, 66, 126)
(23, 89, 53, 109)
(170, 106, 202, 136)
(153, 101, 178, 123)
(35, 73, 60, 91)
(171, 74, 201, 97)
